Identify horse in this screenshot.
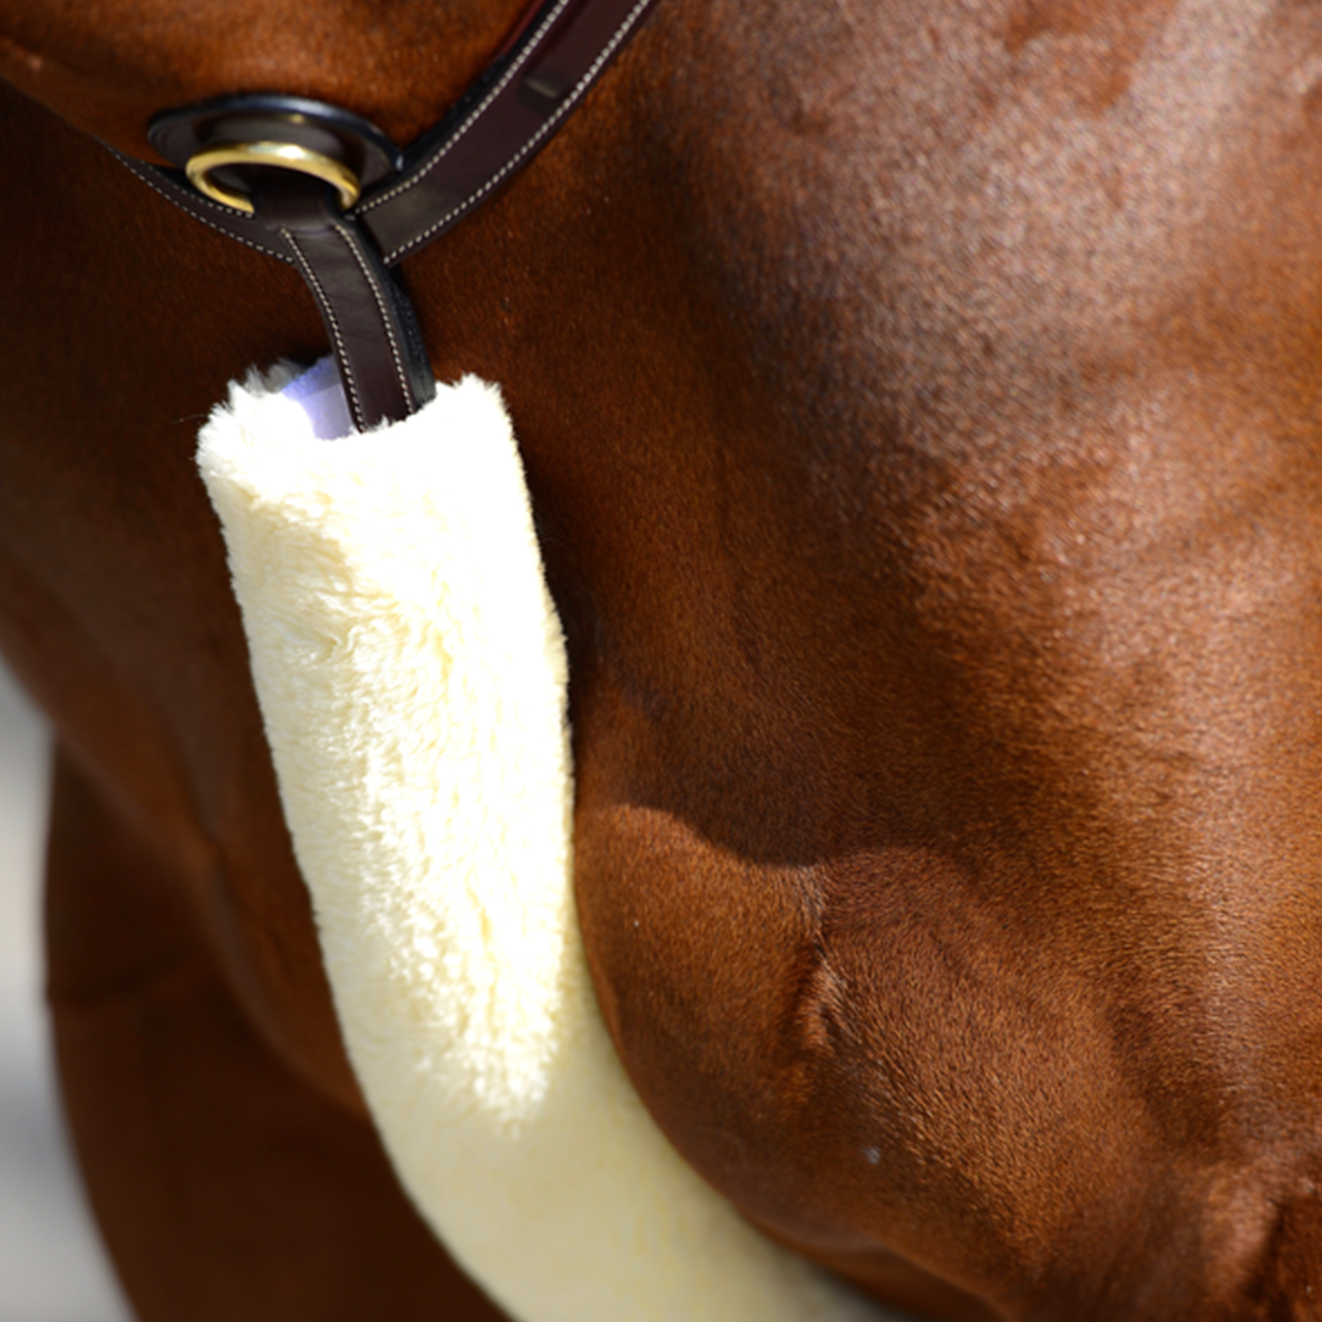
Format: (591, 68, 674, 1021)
(4, 1, 1322, 1318)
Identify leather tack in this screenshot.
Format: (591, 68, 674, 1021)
(252, 173, 435, 431)
(115, 0, 659, 431)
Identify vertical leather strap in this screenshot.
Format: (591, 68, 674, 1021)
(252, 173, 435, 430)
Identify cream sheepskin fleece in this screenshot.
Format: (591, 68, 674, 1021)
(196, 358, 899, 1322)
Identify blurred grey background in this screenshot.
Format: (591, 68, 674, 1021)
(0, 661, 132, 1322)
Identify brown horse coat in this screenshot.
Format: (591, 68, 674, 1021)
(4, 1, 1322, 1318)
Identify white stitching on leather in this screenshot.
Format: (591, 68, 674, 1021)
(372, 0, 655, 264)
(356, 0, 577, 218)
(285, 230, 367, 430)
(331, 222, 412, 407)
(111, 0, 653, 271)
(109, 150, 293, 263)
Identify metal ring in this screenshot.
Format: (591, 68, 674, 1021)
(185, 141, 362, 214)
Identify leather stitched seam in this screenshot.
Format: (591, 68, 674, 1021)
(108, 148, 294, 264)
(355, 0, 576, 219)
(284, 229, 367, 430)
(330, 222, 412, 409)
(375, 0, 654, 264)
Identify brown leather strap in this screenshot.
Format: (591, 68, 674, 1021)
(253, 172, 436, 431)
(110, 0, 658, 431)
(356, 0, 657, 264)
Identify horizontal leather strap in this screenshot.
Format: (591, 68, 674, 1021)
(111, 0, 657, 271)
(110, 0, 656, 429)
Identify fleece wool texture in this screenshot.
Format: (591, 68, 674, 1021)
(196, 360, 897, 1322)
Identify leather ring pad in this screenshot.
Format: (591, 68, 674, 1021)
(149, 94, 403, 208)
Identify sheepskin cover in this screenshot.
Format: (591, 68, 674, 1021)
(196, 358, 894, 1322)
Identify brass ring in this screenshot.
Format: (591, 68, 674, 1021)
(185, 141, 362, 214)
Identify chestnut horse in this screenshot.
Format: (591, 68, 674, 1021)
(4, 1, 1322, 1318)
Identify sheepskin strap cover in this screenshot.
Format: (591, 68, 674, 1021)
(195, 360, 893, 1322)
